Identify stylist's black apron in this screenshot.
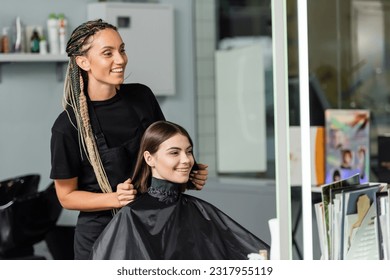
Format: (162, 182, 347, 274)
(74, 94, 143, 260)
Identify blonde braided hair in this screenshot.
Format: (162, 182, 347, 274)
(63, 19, 118, 213)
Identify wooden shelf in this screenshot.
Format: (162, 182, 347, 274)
(0, 54, 68, 82)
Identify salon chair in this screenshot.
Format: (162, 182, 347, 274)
(0, 174, 40, 205)
(0, 177, 62, 259)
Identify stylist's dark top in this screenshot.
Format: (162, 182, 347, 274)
(50, 83, 165, 260)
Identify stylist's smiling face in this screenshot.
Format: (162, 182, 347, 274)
(85, 28, 128, 86)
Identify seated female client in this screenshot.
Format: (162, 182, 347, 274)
(91, 120, 270, 259)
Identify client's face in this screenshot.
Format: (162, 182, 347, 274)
(148, 134, 194, 183)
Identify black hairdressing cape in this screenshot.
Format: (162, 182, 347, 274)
(91, 178, 270, 260)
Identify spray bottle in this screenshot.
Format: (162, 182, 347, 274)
(47, 13, 59, 54)
(58, 13, 67, 55)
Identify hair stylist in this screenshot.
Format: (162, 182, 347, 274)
(50, 19, 208, 260)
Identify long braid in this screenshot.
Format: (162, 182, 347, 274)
(63, 19, 119, 215)
(78, 76, 112, 193)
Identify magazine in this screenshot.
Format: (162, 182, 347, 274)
(325, 109, 370, 184)
(341, 184, 382, 259)
(320, 173, 361, 258)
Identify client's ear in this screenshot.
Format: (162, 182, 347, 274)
(144, 151, 155, 167)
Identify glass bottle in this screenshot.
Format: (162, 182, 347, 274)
(30, 29, 40, 53)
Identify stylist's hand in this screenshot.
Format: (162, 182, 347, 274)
(116, 178, 137, 207)
(189, 163, 208, 190)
